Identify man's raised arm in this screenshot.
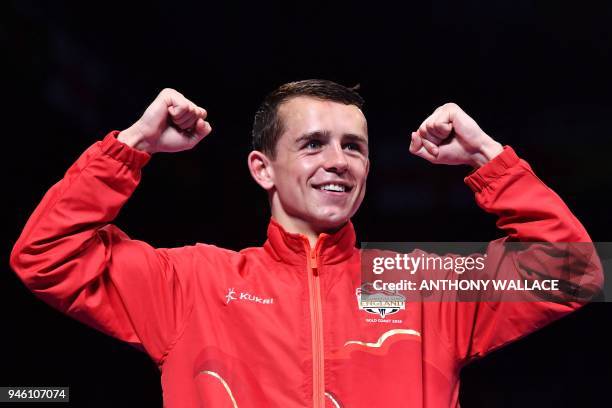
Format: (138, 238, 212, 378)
(409, 103, 603, 362)
(10, 89, 211, 364)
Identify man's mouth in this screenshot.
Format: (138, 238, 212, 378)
(313, 183, 353, 193)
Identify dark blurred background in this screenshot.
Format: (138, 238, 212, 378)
(3, 1, 612, 406)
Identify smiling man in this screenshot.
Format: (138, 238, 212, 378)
(248, 92, 370, 245)
(10, 80, 601, 407)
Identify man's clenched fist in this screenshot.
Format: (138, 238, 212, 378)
(409, 103, 503, 167)
(118, 88, 212, 154)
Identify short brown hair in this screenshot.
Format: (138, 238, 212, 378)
(252, 79, 364, 158)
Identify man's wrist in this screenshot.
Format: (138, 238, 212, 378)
(117, 124, 153, 153)
(470, 136, 504, 168)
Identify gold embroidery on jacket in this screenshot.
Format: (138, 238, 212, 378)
(199, 370, 238, 408)
(344, 328, 421, 348)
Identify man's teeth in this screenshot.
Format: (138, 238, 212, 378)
(319, 184, 347, 192)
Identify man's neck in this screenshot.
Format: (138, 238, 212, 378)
(272, 215, 320, 248)
(270, 213, 349, 249)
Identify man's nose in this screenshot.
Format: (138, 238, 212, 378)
(323, 144, 349, 173)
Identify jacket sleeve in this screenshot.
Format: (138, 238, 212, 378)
(435, 146, 603, 364)
(10, 131, 195, 365)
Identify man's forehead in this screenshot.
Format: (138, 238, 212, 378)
(278, 96, 368, 137)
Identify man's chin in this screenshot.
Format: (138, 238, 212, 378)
(311, 214, 351, 234)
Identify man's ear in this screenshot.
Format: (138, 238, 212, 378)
(248, 150, 275, 190)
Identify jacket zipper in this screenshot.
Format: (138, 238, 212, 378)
(305, 240, 325, 408)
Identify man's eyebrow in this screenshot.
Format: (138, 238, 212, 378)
(343, 133, 369, 145)
(294, 131, 368, 145)
(295, 130, 331, 144)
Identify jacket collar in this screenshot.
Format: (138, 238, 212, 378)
(263, 218, 357, 266)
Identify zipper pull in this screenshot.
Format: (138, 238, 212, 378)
(310, 251, 318, 276)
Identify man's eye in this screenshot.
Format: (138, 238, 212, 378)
(344, 143, 361, 151)
(305, 140, 322, 149)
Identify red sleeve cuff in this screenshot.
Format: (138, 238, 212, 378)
(464, 146, 520, 192)
(99, 130, 152, 169)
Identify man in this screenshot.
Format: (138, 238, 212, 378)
(10, 80, 601, 407)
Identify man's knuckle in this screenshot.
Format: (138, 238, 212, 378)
(161, 87, 177, 95)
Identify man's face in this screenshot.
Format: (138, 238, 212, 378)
(267, 96, 369, 233)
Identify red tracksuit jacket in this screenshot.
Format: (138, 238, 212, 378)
(10, 131, 602, 407)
